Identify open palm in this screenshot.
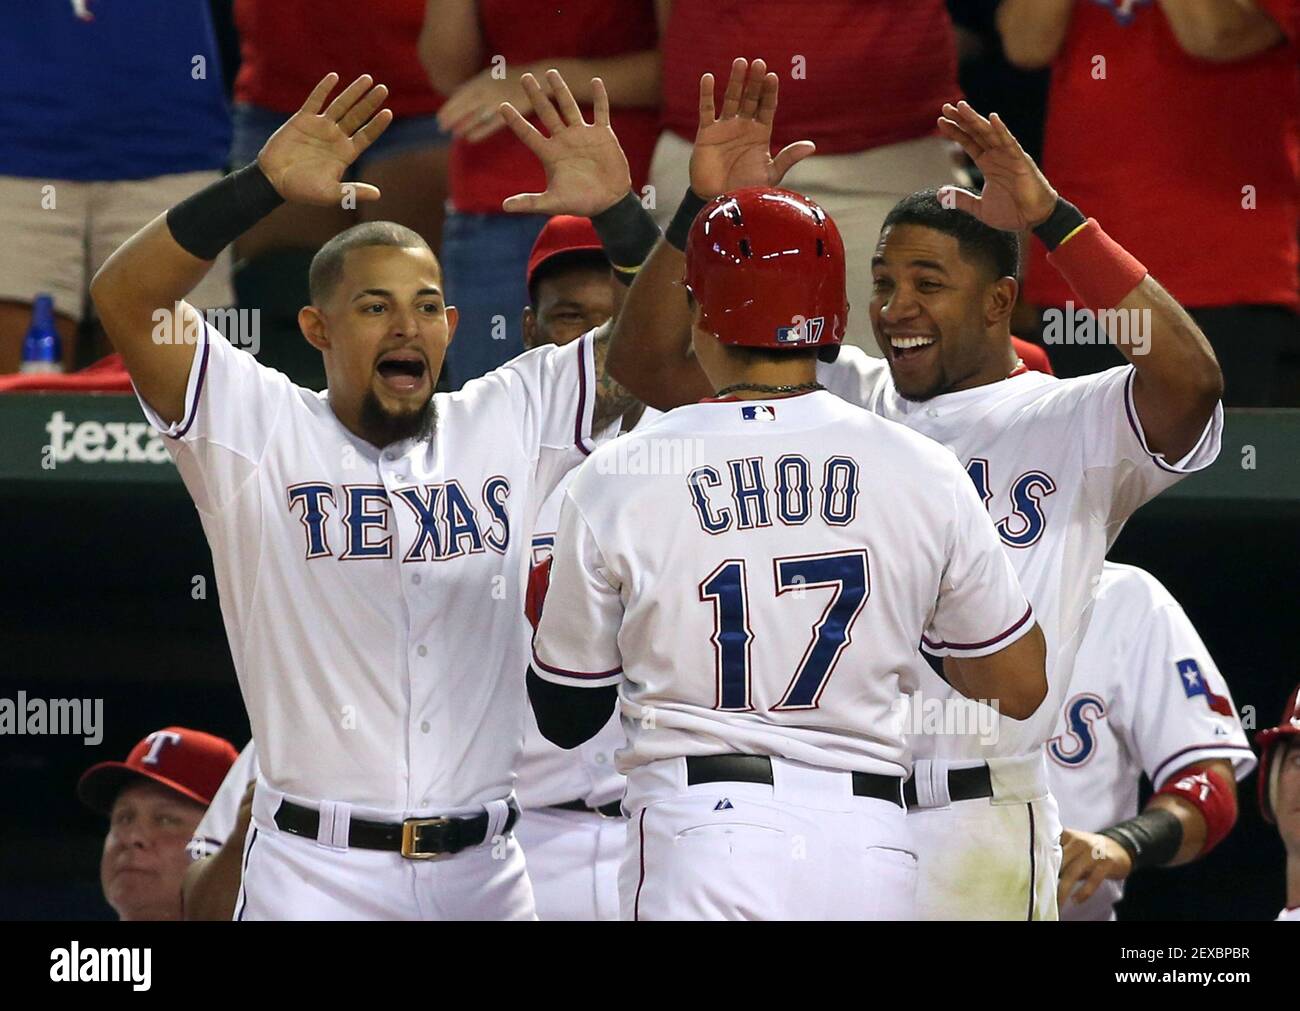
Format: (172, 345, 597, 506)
(258, 73, 393, 205)
(499, 70, 631, 216)
(690, 58, 816, 199)
(935, 101, 1058, 231)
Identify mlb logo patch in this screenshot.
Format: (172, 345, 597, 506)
(774, 315, 826, 345)
(1177, 658, 1233, 716)
(741, 405, 777, 422)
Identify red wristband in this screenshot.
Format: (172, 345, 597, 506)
(1158, 764, 1237, 856)
(1045, 219, 1148, 313)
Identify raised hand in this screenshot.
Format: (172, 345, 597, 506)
(257, 74, 393, 205)
(437, 67, 534, 144)
(499, 69, 632, 216)
(689, 58, 816, 199)
(936, 101, 1059, 231)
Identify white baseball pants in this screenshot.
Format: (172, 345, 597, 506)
(908, 751, 1063, 921)
(620, 756, 916, 921)
(514, 806, 625, 921)
(234, 781, 536, 921)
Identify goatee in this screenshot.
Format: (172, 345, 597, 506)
(360, 390, 437, 448)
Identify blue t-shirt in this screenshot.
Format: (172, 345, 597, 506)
(0, 0, 230, 180)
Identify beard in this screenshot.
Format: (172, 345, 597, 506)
(893, 366, 951, 403)
(359, 389, 437, 447)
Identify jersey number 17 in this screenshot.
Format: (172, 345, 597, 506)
(699, 550, 869, 712)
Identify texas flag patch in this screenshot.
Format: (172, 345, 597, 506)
(741, 405, 777, 422)
(1177, 658, 1233, 716)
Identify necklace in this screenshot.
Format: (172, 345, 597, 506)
(713, 380, 825, 397)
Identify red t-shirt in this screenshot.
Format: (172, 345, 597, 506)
(234, 0, 444, 119)
(449, 0, 659, 214)
(661, 0, 961, 156)
(1026, 0, 1300, 311)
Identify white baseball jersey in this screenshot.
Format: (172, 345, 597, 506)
(514, 407, 661, 811)
(532, 390, 1034, 778)
(1279, 906, 1300, 921)
(817, 349, 1223, 761)
(1046, 562, 1256, 921)
(189, 740, 259, 860)
(137, 321, 600, 814)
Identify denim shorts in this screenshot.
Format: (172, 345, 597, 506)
(229, 102, 450, 170)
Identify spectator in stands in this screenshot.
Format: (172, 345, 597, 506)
(0, 0, 232, 373)
(650, 0, 969, 355)
(77, 726, 239, 921)
(998, 0, 1300, 405)
(420, 0, 659, 387)
(228, 0, 450, 263)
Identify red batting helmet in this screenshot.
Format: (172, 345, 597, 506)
(684, 187, 847, 350)
(1257, 683, 1300, 823)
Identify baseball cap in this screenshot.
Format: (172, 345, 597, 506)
(526, 216, 606, 292)
(77, 726, 239, 816)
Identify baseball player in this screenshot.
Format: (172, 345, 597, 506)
(78, 726, 238, 921)
(512, 214, 653, 920)
(89, 72, 637, 920)
(1257, 683, 1300, 921)
(529, 182, 1049, 921)
(1046, 562, 1255, 921)
(183, 741, 258, 921)
(601, 59, 1225, 919)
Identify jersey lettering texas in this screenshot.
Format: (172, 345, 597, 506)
(286, 478, 511, 561)
(965, 458, 1056, 548)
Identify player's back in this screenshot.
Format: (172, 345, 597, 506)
(564, 390, 1021, 779)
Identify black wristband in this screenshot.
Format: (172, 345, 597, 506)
(665, 188, 710, 252)
(166, 162, 285, 261)
(1032, 196, 1087, 252)
(589, 191, 662, 287)
(1101, 809, 1183, 870)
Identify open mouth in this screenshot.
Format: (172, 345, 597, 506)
(375, 349, 429, 394)
(887, 333, 938, 364)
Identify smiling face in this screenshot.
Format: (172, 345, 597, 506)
(301, 243, 457, 448)
(100, 780, 205, 921)
(869, 223, 1018, 401)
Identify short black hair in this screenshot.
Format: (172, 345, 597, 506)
(309, 221, 432, 305)
(528, 249, 611, 305)
(880, 188, 1020, 282)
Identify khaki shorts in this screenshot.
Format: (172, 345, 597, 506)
(648, 131, 971, 355)
(0, 171, 234, 322)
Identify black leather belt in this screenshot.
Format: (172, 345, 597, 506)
(902, 764, 993, 810)
(685, 754, 905, 809)
(273, 799, 519, 859)
(550, 798, 625, 818)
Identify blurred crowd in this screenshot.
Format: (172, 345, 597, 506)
(0, 0, 1295, 403)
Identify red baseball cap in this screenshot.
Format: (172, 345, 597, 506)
(77, 726, 239, 816)
(526, 216, 605, 291)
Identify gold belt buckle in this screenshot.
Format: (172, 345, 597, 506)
(401, 816, 452, 860)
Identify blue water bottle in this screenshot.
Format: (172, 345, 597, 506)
(21, 294, 64, 374)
